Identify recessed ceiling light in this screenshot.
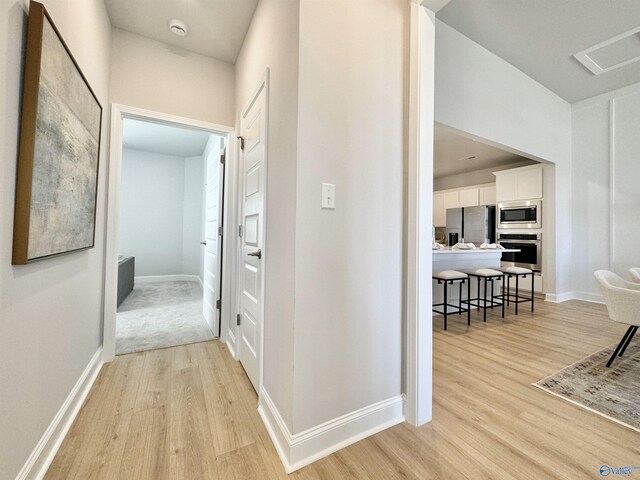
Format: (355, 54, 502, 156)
(169, 19, 188, 37)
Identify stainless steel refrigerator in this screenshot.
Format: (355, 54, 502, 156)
(446, 205, 496, 245)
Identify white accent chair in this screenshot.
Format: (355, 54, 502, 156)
(629, 267, 640, 283)
(594, 270, 640, 367)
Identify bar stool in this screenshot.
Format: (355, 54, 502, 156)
(464, 269, 505, 322)
(432, 270, 470, 331)
(499, 266, 535, 315)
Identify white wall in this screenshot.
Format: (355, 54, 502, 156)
(434, 19, 573, 296)
(183, 156, 205, 279)
(293, 0, 405, 433)
(433, 160, 535, 191)
(110, 28, 235, 127)
(571, 102, 610, 300)
(435, 20, 571, 165)
(237, 0, 405, 458)
(0, 0, 111, 477)
(572, 84, 640, 300)
(235, 0, 299, 430)
(119, 148, 203, 278)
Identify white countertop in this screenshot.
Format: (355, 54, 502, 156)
(433, 247, 519, 254)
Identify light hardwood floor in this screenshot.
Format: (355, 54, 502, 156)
(45, 300, 640, 479)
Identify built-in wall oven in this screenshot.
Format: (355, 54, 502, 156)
(498, 232, 542, 272)
(497, 200, 542, 229)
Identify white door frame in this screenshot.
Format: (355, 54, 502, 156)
(236, 70, 269, 393)
(405, 2, 436, 426)
(102, 104, 234, 362)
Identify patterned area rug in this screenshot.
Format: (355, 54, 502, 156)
(116, 280, 214, 355)
(534, 340, 640, 432)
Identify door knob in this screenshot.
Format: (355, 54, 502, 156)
(247, 249, 262, 260)
(200, 241, 207, 246)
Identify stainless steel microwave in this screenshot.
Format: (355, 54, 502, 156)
(497, 200, 542, 229)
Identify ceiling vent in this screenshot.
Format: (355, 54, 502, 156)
(169, 19, 188, 37)
(574, 26, 640, 75)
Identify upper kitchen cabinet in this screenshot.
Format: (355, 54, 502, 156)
(517, 168, 543, 200)
(479, 186, 496, 206)
(459, 188, 479, 207)
(495, 171, 518, 201)
(443, 191, 460, 211)
(433, 183, 498, 226)
(433, 190, 460, 227)
(494, 165, 543, 201)
(433, 192, 446, 226)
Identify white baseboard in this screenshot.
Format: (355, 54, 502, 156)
(15, 348, 103, 480)
(258, 388, 404, 473)
(226, 327, 237, 359)
(197, 276, 204, 290)
(573, 291, 605, 304)
(134, 274, 201, 284)
(545, 292, 574, 303)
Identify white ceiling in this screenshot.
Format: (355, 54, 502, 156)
(123, 118, 213, 157)
(437, 0, 640, 103)
(434, 123, 533, 178)
(105, 0, 259, 63)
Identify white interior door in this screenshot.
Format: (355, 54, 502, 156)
(238, 81, 267, 392)
(203, 138, 225, 335)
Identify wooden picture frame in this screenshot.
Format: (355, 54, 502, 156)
(12, 1, 103, 265)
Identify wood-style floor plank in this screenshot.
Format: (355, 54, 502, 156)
(45, 300, 640, 479)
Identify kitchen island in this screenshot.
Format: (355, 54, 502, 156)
(432, 247, 520, 308)
(433, 246, 519, 271)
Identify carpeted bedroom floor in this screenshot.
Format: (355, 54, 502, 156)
(116, 280, 214, 355)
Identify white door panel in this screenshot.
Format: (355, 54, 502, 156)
(203, 138, 225, 334)
(238, 80, 267, 392)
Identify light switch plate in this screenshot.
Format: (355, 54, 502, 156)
(322, 183, 335, 209)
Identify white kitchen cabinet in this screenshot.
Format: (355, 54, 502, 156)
(434, 184, 496, 225)
(433, 192, 446, 227)
(443, 191, 460, 213)
(495, 172, 518, 201)
(479, 186, 496, 205)
(459, 188, 479, 207)
(517, 168, 543, 200)
(495, 166, 543, 201)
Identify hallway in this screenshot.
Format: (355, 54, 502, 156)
(46, 300, 640, 479)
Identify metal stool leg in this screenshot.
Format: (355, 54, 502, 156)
(443, 280, 448, 331)
(515, 275, 520, 315)
(458, 281, 463, 315)
(531, 273, 535, 312)
(501, 276, 505, 318)
(483, 277, 488, 322)
(489, 279, 494, 310)
(467, 278, 471, 326)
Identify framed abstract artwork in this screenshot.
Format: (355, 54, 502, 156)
(12, 1, 102, 265)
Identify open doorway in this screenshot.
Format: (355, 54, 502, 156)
(102, 105, 234, 362)
(114, 118, 226, 355)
